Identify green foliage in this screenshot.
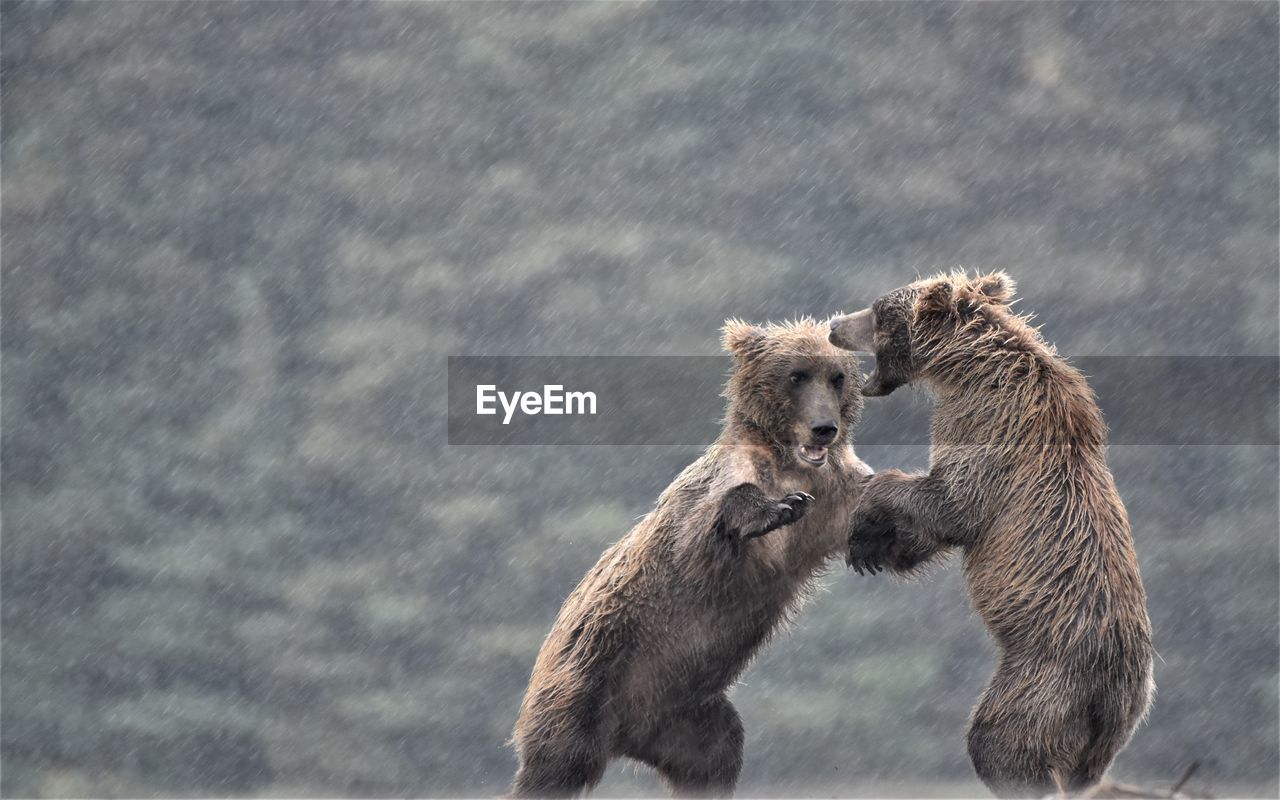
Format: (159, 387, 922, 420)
(2, 2, 1277, 797)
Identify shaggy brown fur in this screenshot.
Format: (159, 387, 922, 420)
(511, 320, 871, 798)
(830, 272, 1153, 799)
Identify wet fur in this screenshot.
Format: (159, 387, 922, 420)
(511, 320, 871, 798)
(839, 272, 1153, 798)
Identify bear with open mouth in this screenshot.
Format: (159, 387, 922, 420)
(510, 318, 872, 798)
(831, 272, 1153, 798)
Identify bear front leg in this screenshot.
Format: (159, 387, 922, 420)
(714, 484, 813, 544)
(847, 470, 958, 575)
(846, 504, 900, 575)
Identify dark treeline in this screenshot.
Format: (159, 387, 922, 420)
(2, 2, 1276, 797)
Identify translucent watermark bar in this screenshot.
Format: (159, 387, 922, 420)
(447, 356, 1278, 446)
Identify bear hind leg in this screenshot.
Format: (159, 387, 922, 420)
(511, 740, 607, 798)
(966, 716, 1058, 799)
(629, 696, 744, 798)
(1065, 680, 1153, 794)
(966, 664, 1068, 800)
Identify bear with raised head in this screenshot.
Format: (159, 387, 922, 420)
(829, 272, 1153, 798)
(511, 319, 871, 798)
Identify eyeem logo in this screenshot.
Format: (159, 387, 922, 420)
(476, 384, 598, 425)
(449, 355, 1279, 446)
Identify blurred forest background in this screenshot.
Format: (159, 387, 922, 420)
(2, 2, 1277, 797)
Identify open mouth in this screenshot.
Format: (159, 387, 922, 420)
(798, 444, 829, 467)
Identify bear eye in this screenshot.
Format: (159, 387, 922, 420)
(789, 371, 808, 386)
(831, 373, 845, 390)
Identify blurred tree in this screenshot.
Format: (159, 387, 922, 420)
(2, 1, 1276, 797)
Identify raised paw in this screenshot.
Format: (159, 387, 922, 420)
(778, 492, 814, 523)
(769, 491, 814, 527)
(846, 507, 898, 575)
(742, 492, 815, 541)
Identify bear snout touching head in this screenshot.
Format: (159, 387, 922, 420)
(828, 308, 875, 353)
(829, 273, 1017, 397)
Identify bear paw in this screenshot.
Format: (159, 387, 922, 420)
(846, 507, 899, 575)
(742, 492, 814, 541)
(774, 492, 815, 525)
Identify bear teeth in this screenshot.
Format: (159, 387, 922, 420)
(799, 445, 828, 465)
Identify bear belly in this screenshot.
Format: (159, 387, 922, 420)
(615, 585, 790, 725)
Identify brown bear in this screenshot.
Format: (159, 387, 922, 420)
(510, 319, 872, 798)
(829, 272, 1153, 798)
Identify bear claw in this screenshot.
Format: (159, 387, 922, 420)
(775, 492, 814, 523)
(741, 492, 815, 541)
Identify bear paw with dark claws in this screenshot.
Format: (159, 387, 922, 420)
(743, 492, 814, 541)
(774, 491, 814, 525)
(847, 507, 899, 575)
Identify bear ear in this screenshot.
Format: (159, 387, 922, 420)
(721, 319, 768, 359)
(917, 280, 954, 315)
(972, 271, 1015, 305)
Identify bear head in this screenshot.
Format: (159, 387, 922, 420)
(828, 271, 1016, 396)
(722, 318, 864, 468)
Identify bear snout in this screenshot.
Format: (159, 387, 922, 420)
(829, 309, 875, 353)
(809, 421, 838, 446)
